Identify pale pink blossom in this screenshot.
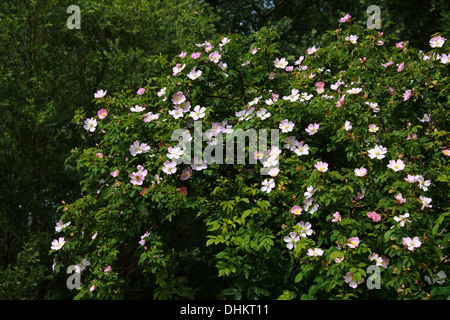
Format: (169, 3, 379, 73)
(315, 82, 325, 94)
(283, 136, 297, 151)
(274, 57, 288, 69)
(172, 63, 186, 76)
(97, 109, 108, 119)
(369, 253, 389, 268)
(51, 237, 66, 250)
(190, 158, 207, 171)
(367, 211, 381, 222)
(94, 89, 107, 98)
(293, 141, 309, 156)
(354, 167, 367, 177)
(104, 265, 112, 274)
(144, 112, 159, 122)
(365, 102, 380, 112)
(346, 87, 362, 95)
(347, 237, 360, 248)
(394, 193, 407, 204)
(339, 14, 351, 23)
(189, 105, 206, 120)
(307, 248, 324, 257)
(130, 172, 145, 185)
(307, 46, 319, 55)
(284, 232, 300, 250)
(429, 35, 446, 48)
(336, 96, 345, 107)
(402, 237, 422, 251)
(110, 169, 120, 177)
(387, 159, 405, 172)
(368, 144, 388, 159)
(161, 160, 177, 175)
(314, 161, 328, 172)
(268, 167, 280, 177)
(417, 176, 431, 191)
(172, 91, 186, 105)
(394, 213, 411, 227)
(304, 186, 315, 199)
(256, 108, 271, 120)
(419, 195, 432, 210)
(291, 205, 302, 216)
(283, 88, 300, 102)
(344, 120, 352, 131)
(55, 220, 71, 233)
(130, 105, 145, 112)
(204, 42, 214, 52)
(403, 89, 412, 101)
(180, 167, 192, 181)
(84, 118, 97, 132)
(397, 62, 404, 72)
(344, 271, 364, 288)
(331, 212, 341, 222)
(345, 35, 358, 44)
(191, 52, 201, 59)
(305, 123, 319, 135)
(261, 178, 275, 193)
(187, 69, 202, 80)
(368, 124, 379, 133)
(279, 119, 295, 133)
(209, 51, 221, 63)
(129, 141, 151, 156)
(297, 221, 313, 237)
(137, 88, 145, 95)
(157, 87, 166, 97)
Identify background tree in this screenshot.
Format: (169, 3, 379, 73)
(206, 0, 450, 53)
(0, 0, 217, 299)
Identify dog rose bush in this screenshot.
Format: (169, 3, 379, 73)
(52, 17, 449, 300)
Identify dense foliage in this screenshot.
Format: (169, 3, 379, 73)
(53, 18, 449, 299)
(0, 0, 217, 299)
